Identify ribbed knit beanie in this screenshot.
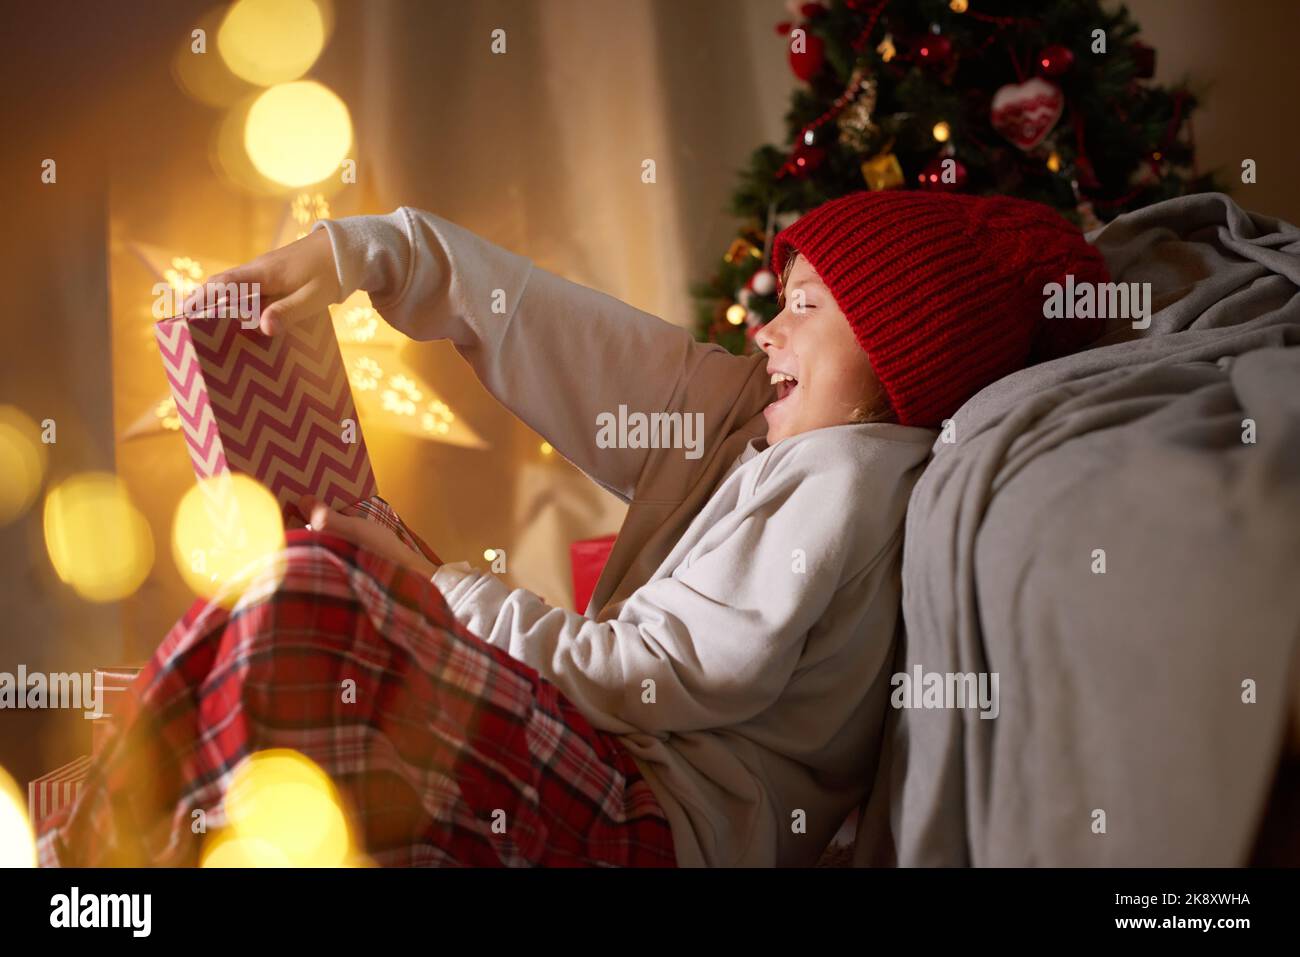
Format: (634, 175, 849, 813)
(770, 190, 1110, 428)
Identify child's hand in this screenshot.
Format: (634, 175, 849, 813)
(184, 229, 342, 336)
(299, 494, 440, 580)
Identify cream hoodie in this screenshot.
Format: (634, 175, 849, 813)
(313, 208, 936, 866)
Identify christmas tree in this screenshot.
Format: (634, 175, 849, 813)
(694, 0, 1218, 353)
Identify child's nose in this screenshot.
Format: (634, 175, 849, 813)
(755, 311, 786, 353)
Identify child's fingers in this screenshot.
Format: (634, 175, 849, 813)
(303, 496, 369, 543)
(181, 264, 256, 317)
(259, 284, 316, 336)
(300, 494, 432, 576)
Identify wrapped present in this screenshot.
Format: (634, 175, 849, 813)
(570, 534, 617, 614)
(28, 755, 91, 832)
(88, 665, 144, 757)
(154, 309, 378, 525)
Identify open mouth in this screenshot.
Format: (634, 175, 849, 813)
(769, 371, 799, 408)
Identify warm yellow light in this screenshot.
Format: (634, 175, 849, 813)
(420, 399, 454, 435)
(218, 0, 325, 86)
(44, 473, 154, 602)
(950, 0, 969, 12)
(877, 36, 896, 62)
(155, 397, 182, 432)
(0, 406, 48, 526)
(289, 191, 332, 239)
(1047, 151, 1062, 172)
(725, 303, 747, 326)
(244, 81, 353, 187)
(203, 750, 352, 867)
(200, 833, 292, 867)
(483, 548, 497, 562)
(336, 306, 379, 344)
(932, 121, 951, 143)
(0, 765, 35, 868)
(164, 256, 205, 300)
(539, 441, 554, 456)
(172, 474, 285, 605)
(349, 355, 384, 391)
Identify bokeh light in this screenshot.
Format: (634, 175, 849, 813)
(200, 833, 293, 867)
(172, 5, 255, 107)
(218, 0, 325, 86)
(172, 474, 286, 605)
(44, 473, 154, 602)
(244, 81, 353, 187)
(0, 765, 36, 868)
(201, 749, 353, 867)
(0, 406, 48, 526)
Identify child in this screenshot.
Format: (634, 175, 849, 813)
(42, 191, 1108, 868)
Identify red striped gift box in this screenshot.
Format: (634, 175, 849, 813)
(28, 755, 91, 831)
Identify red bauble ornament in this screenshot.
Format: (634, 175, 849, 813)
(1038, 44, 1075, 77)
(915, 33, 953, 69)
(1130, 41, 1156, 79)
(917, 155, 968, 192)
(786, 142, 827, 177)
(789, 32, 826, 82)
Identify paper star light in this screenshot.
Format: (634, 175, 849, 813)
(118, 195, 486, 451)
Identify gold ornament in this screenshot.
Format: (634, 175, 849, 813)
(836, 69, 881, 154)
(724, 237, 760, 265)
(950, 0, 969, 13)
(877, 34, 896, 62)
(861, 151, 904, 191)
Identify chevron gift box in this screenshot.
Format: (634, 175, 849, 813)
(154, 310, 378, 524)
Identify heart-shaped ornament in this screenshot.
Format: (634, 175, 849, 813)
(990, 77, 1064, 151)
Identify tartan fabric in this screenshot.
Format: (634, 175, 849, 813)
(344, 495, 442, 566)
(35, 499, 676, 867)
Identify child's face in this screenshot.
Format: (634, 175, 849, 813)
(755, 253, 882, 445)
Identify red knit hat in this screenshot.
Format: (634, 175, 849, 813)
(770, 190, 1110, 428)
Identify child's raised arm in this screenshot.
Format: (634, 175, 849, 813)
(312, 207, 772, 502)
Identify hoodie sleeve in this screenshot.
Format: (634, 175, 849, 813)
(313, 207, 772, 503)
(429, 441, 891, 734)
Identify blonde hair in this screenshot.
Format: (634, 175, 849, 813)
(777, 249, 896, 425)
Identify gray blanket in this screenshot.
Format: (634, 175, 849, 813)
(856, 192, 1300, 866)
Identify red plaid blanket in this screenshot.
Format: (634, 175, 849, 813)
(36, 498, 675, 867)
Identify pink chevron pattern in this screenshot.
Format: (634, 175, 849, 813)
(154, 311, 377, 523)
